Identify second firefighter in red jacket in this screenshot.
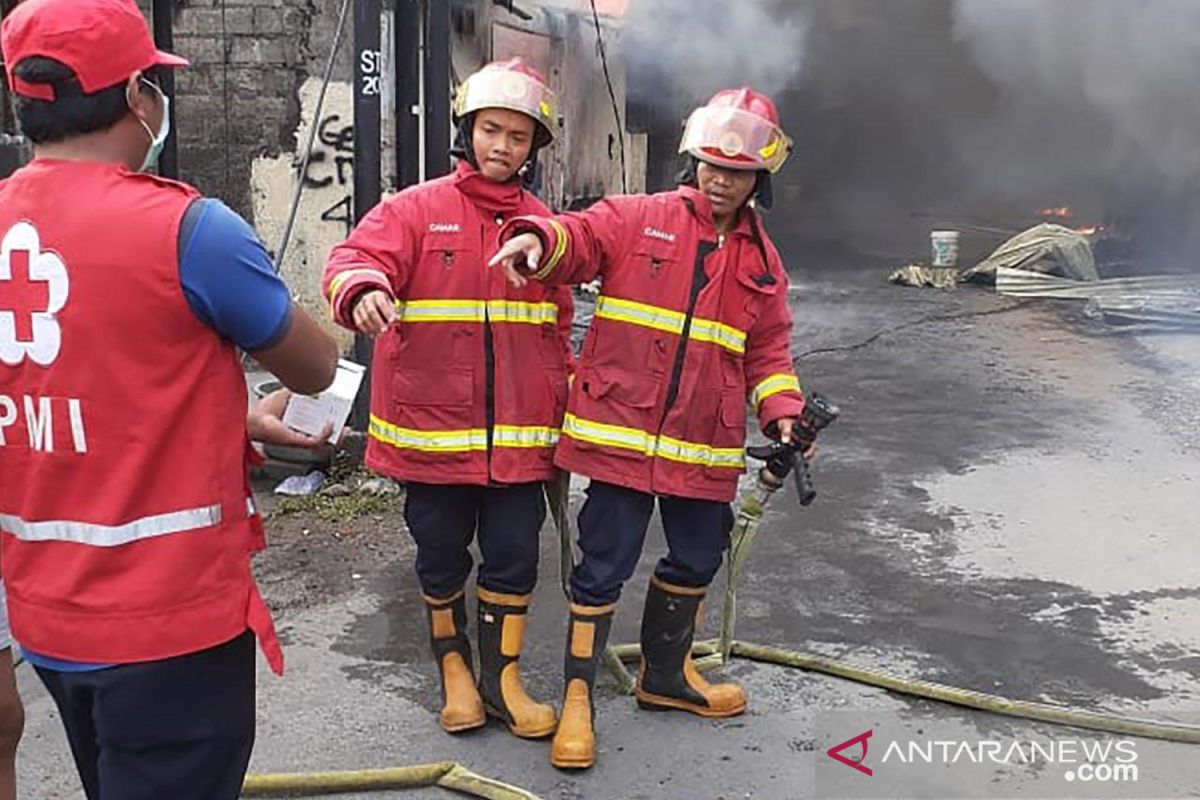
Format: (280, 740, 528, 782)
(493, 87, 811, 769)
(323, 59, 572, 739)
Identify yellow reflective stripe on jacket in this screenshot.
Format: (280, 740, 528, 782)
(750, 373, 801, 406)
(493, 425, 561, 449)
(594, 296, 747, 355)
(532, 219, 568, 280)
(393, 299, 485, 322)
(688, 318, 746, 355)
(329, 268, 389, 302)
(487, 300, 559, 325)
(595, 296, 686, 335)
(656, 434, 745, 468)
(369, 415, 488, 453)
(370, 416, 558, 453)
(562, 414, 744, 470)
(391, 299, 557, 325)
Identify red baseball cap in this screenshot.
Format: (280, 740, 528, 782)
(2, 0, 188, 101)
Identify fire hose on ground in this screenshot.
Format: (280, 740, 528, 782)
(241, 762, 539, 798)
(238, 391, 1200, 797)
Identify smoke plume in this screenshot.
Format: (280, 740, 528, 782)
(620, 0, 811, 108)
(952, 0, 1200, 192)
(707, 0, 1200, 271)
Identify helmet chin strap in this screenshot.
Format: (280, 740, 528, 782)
(449, 117, 477, 167)
(754, 171, 774, 211)
(517, 150, 541, 189)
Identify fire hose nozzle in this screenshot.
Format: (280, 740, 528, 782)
(746, 392, 840, 506)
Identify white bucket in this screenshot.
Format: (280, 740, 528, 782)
(930, 230, 960, 268)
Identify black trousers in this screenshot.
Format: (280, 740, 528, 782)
(403, 481, 547, 598)
(570, 480, 734, 606)
(36, 631, 256, 800)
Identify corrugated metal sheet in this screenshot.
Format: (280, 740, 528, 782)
(1088, 305, 1200, 330)
(996, 268, 1200, 302)
(996, 267, 1200, 330)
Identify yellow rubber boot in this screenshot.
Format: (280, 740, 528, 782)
(477, 588, 557, 739)
(424, 592, 486, 733)
(634, 577, 746, 717)
(550, 603, 615, 770)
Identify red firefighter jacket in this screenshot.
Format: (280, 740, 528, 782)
(499, 185, 806, 502)
(323, 161, 574, 485)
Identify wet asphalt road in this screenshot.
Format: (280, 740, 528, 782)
(17, 265, 1200, 799)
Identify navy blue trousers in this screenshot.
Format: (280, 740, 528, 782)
(403, 481, 547, 598)
(35, 631, 256, 800)
(570, 480, 734, 606)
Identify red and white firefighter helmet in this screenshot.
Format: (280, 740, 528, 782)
(680, 87, 792, 174)
(453, 57, 560, 148)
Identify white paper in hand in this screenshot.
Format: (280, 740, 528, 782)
(282, 359, 366, 444)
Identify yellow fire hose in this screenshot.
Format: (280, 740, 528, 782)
(242, 762, 541, 798)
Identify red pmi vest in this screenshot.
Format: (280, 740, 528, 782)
(0, 160, 281, 672)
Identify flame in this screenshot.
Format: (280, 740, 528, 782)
(1038, 206, 1075, 219)
(1074, 225, 1103, 236)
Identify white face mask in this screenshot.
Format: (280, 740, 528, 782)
(127, 79, 169, 172)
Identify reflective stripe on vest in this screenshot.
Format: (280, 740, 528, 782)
(0, 504, 222, 548)
(393, 299, 558, 325)
(369, 414, 559, 453)
(563, 413, 744, 469)
(593, 296, 746, 355)
(750, 373, 801, 407)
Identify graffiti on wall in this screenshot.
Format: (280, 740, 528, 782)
(251, 78, 356, 347)
(302, 114, 355, 236)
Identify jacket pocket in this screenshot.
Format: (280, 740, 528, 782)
(566, 365, 653, 462)
(583, 364, 658, 409)
(392, 367, 474, 408)
(419, 236, 475, 274)
(634, 238, 680, 281)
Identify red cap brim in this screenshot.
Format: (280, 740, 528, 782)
(153, 50, 189, 68)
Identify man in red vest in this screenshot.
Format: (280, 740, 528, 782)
(323, 59, 572, 740)
(0, 0, 339, 797)
(492, 87, 814, 769)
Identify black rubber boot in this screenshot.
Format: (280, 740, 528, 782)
(476, 588, 557, 738)
(635, 576, 746, 717)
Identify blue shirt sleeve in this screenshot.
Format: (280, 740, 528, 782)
(178, 198, 293, 351)
(19, 647, 111, 672)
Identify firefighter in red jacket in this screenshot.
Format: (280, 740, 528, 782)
(323, 59, 573, 739)
(492, 87, 811, 769)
